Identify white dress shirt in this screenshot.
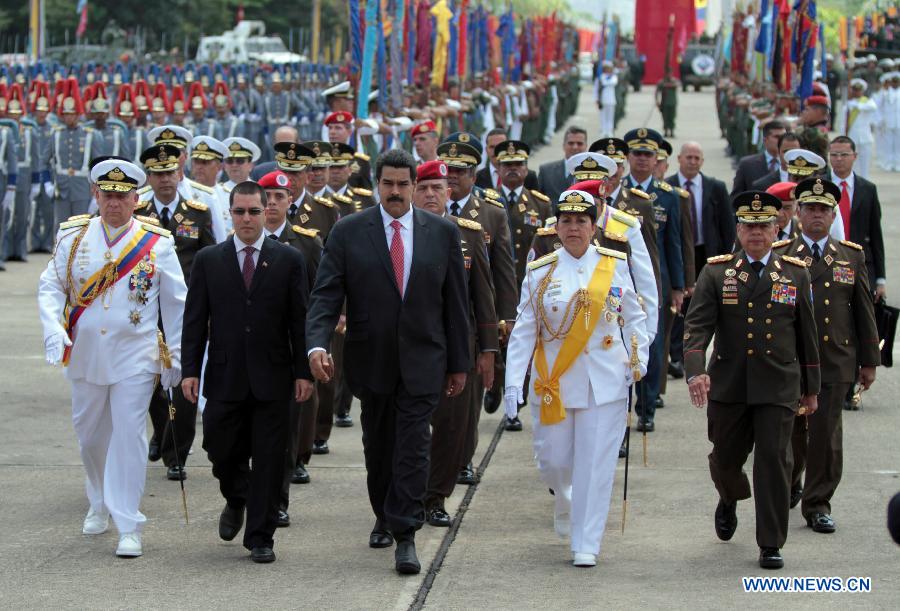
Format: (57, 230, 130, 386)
(447, 193, 471, 216)
(234, 232, 266, 269)
(678, 171, 704, 245)
(830, 171, 855, 204)
(746, 250, 772, 274)
(264, 220, 287, 239)
(380, 204, 414, 294)
(154, 196, 178, 220)
(800, 234, 829, 256)
(502, 185, 521, 203)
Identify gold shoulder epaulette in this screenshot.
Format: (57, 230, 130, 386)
(596, 246, 627, 260)
(221, 183, 233, 193)
(485, 197, 505, 209)
(674, 186, 689, 198)
(610, 208, 639, 227)
(706, 253, 734, 264)
(185, 200, 209, 212)
(456, 217, 483, 231)
(67, 214, 92, 221)
(772, 239, 791, 249)
(656, 180, 673, 193)
(529, 189, 550, 203)
(142, 223, 171, 237)
(83, 126, 94, 133)
(629, 187, 650, 200)
(483, 188, 502, 200)
(840, 239, 863, 251)
(604, 230, 628, 242)
(59, 217, 91, 230)
(137, 185, 152, 196)
(536, 226, 557, 236)
(782, 255, 807, 267)
(332, 192, 353, 204)
(351, 187, 372, 197)
(314, 195, 336, 208)
(292, 225, 320, 238)
(135, 214, 160, 226)
(189, 180, 214, 194)
(354, 151, 370, 162)
(527, 252, 557, 270)
(544, 215, 557, 227)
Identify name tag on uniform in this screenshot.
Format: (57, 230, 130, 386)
(833, 266, 855, 284)
(771, 282, 797, 306)
(176, 224, 200, 239)
(653, 206, 667, 223)
(463, 255, 472, 269)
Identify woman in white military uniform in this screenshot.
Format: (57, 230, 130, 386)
(38, 159, 186, 557)
(505, 189, 650, 567)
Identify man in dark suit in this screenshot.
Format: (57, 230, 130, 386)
(306, 149, 470, 575)
(536, 125, 587, 203)
(181, 181, 314, 564)
(750, 132, 800, 192)
(828, 135, 887, 299)
(475, 127, 538, 191)
(731, 120, 786, 196)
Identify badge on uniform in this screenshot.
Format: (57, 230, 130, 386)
(469, 210, 478, 219)
(653, 206, 667, 223)
(722, 276, 738, 304)
(463, 255, 472, 270)
(824, 255, 834, 266)
(771, 282, 797, 306)
(769, 272, 779, 281)
(833, 266, 855, 284)
(176, 224, 200, 239)
(524, 213, 542, 228)
(518, 203, 527, 213)
(299, 213, 310, 224)
(174, 213, 184, 224)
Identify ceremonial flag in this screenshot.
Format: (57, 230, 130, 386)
(605, 18, 618, 62)
(415, 0, 432, 87)
(754, 0, 773, 81)
(430, 0, 453, 88)
(695, 0, 708, 35)
(76, 0, 88, 38)
(458, 0, 469, 81)
(390, 0, 404, 109)
(357, 0, 379, 118)
(790, 0, 818, 101)
(350, 0, 362, 85)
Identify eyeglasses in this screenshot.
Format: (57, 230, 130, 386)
(828, 152, 854, 159)
(225, 158, 248, 165)
(231, 207, 264, 216)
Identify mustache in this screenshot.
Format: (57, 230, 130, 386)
(387, 196, 404, 203)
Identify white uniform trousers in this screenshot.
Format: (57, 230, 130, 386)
(599, 104, 616, 139)
(856, 142, 872, 179)
(70, 372, 156, 534)
(530, 396, 626, 556)
(889, 128, 900, 171)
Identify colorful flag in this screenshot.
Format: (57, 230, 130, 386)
(76, 0, 89, 38)
(790, 0, 818, 101)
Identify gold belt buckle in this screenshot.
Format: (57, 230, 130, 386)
(67, 168, 75, 177)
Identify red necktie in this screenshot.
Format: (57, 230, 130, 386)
(389, 220, 405, 296)
(241, 246, 256, 290)
(495, 170, 502, 190)
(839, 181, 851, 238)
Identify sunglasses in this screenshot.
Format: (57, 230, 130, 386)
(225, 158, 248, 165)
(231, 207, 264, 216)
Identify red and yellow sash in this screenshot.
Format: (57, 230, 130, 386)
(533, 255, 618, 425)
(62, 227, 161, 365)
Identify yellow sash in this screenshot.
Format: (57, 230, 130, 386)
(533, 254, 618, 425)
(847, 96, 867, 132)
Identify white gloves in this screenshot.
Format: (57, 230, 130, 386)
(504, 386, 523, 420)
(45, 332, 72, 365)
(43, 181, 54, 198)
(2, 189, 13, 212)
(160, 366, 182, 390)
(29, 184, 40, 200)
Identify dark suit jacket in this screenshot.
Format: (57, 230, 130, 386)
(306, 205, 470, 396)
(182, 237, 312, 402)
(750, 169, 781, 192)
(536, 159, 571, 204)
(731, 152, 773, 196)
(848, 173, 886, 283)
(475, 166, 538, 191)
(666, 172, 736, 258)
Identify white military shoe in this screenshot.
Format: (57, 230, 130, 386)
(82, 508, 109, 535)
(116, 532, 143, 558)
(553, 510, 571, 538)
(572, 552, 597, 567)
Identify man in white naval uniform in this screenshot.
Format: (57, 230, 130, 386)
(188, 136, 229, 242)
(38, 160, 185, 557)
(845, 78, 879, 178)
(594, 61, 618, 138)
(504, 189, 649, 567)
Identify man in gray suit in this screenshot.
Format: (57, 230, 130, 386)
(536, 126, 588, 204)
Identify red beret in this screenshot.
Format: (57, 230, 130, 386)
(766, 181, 795, 201)
(570, 179, 604, 199)
(805, 95, 830, 108)
(416, 159, 448, 181)
(411, 120, 437, 138)
(324, 111, 354, 125)
(258, 170, 292, 191)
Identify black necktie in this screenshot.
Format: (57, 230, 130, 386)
(267, 233, 279, 240)
(778, 229, 787, 241)
(812, 243, 821, 262)
(507, 190, 518, 205)
(750, 260, 765, 276)
(289, 204, 298, 217)
(160, 207, 170, 227)
(450, 201, 461, 216)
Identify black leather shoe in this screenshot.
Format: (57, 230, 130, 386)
(483, 390, 501, 414)
(395, 540, 421, 574)
(806, 512, 836, 533)
(505, 416, 523, 431)
(166, 465, 186, 481)
(290, 463, 310, 484)
(312, 439, 330, 455)
(636, 419, 655, 432)
(759, 547, 784, 569)
(219, 504, 244, 541)
(250, 547, 276, 563)
(427, 506, 452, 527)
(714, 499, 738, 541)
(369, 520, 394, 548)
(335, 413, 353, 427)
(790, 486, 803, 509)
(276, 509, 290, 527)
(457, 464, 477, 485)
(668, 361, 685, 379)
(148, 437, 161, 462)
(655, 396, 665, 409)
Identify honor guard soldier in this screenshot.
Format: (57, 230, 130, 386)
(264, 70, 292, 151)
(327, 142, 375, 215)
(685, 190, 820, 570)
(189, 136, 230, 242)
(29, 83, 57, 253)
(136, 143, 216, 481)
(143, 125, 220, 218)
(772, 178, 880, 534)
(187, 82, 214, 138)
(86, 90, 130, 161)
(412, 160, 498, 526)
(221, 136, 261, 190)
(0, 103, 18, 271)
(274, 141, 338, 238)
(38, 159, 186, 557)
(438, 131, 518, 457)
(324, 111, 373, 190)
(211, 82, 240, 141)
(258, 169, 324, 522)
(621, 127, 684, 431)
(244, 73, 267, 158)
(46, 77, 108, 231)
(3, 85, 38, 263)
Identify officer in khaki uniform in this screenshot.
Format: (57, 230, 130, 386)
(135, 143, 216, 480)
(438, 132, 517, 476)
(685, 190, 820, 570)
(274, 141, 339, 240)
(410, 160, 498, 527)
(772, 177, 880, 534)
